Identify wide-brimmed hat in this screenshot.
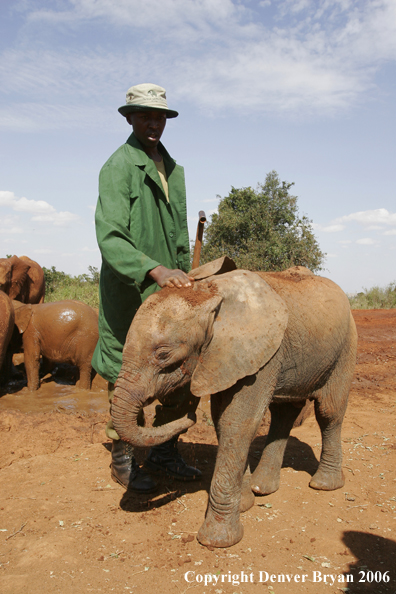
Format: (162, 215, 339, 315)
(118, 83, 178, 118)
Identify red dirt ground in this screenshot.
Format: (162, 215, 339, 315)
(0, 309, 395, 594)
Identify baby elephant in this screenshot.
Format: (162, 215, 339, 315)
(13, 300, 99, 391)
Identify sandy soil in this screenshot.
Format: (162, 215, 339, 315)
(0, 309, 395, 594)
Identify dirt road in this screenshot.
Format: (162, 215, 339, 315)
(0, 309, 395, 594)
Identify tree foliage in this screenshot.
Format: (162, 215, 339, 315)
(349, 282, 396, 310)
(199, 171, 325, 272)
(43, 265, 99, 308)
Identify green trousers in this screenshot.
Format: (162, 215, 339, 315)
(106, 382, 200, 441)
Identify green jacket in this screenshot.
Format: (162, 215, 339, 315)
(92, 133, 190, 383)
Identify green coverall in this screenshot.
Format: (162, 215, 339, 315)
(91, 132, 198, 439)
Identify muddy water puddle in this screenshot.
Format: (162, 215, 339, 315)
(0, 371, 212, 417)
(0, 373, 109, 414)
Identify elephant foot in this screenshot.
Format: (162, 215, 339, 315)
(240, 487, 255, 513)
(310, 469, 345, 491)
(251, 470, 280, 495)
(197, 516, 244, 548)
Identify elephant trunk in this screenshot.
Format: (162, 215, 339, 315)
(111, 371, 196, 448)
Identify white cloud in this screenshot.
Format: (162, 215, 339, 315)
(34, 248, 52, 254)
(356, 237, 377, 245)
(0, 226, 23, 235)
(336, 208, 396, 226)
(338, 239, 352, 244)
(323, 224, 345, 232)
(31, 212, 80, 226)
(26, 0, 243, 34)
(0, 191, 80, 226)
(383, 229, 396, 236)
(13, 197, 56, 214)
(313, 223, 345, 232)
(1, 0, 396, 130)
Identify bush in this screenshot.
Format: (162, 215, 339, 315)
(196, 171, 325, 272)
(43, 266, 100, 308)
(349, 282, 396, 309)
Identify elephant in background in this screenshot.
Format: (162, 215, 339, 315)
(0, 255, 45, 304)
(0, 290, 15, 384)
(111, 266, 357, 548)
(13, 300, 99, 391)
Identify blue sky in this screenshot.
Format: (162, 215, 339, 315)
(1, 0, 395, 293)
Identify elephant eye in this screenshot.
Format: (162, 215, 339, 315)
(155, 347, 171, 362)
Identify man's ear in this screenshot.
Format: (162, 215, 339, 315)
(126, 114, 133, 126)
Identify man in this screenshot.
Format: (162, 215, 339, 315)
(92, 83, 201, 493)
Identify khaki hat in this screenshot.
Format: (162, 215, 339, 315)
(118, 83, 178, 118)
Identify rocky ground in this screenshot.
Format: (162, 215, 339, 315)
(0, 309, 395, 594)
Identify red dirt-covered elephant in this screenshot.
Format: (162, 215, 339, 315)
(13, 300, 99, 391)
(0, 255, 45, 304)
(0, 290, 15, 383)
(110, 266, 357, 548)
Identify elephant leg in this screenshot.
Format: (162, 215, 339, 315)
(310, 333, 356, 491)
(210, 395, 255, 514)
(198, 361, 279, 548)
(77, 363, 94, 390)
(210, 393, 222, 429)
(23, 337, 41, 391)
(251, 402, 303, 495)
(309, 384, 349, 491)
(240, 466, 255, 513)
(0, 349, 13, 385)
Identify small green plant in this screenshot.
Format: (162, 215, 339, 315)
(349, 282, 396, 309)
(43, 266, 100, 308)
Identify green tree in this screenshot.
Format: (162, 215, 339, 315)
(43, 266, 71, 297)
(42, 265, 99, 307)
(199, 171, 325, 272)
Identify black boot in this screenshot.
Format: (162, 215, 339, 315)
(111, 440, 158, 493)
(144, 436, 202, 481)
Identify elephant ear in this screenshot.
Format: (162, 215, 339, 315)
(0, 258, 13, 291)
(13, 302, 33, 333)
(190, 270, 288, 397)
(189, 256, 237, 280)
(8, 256, 31, 301)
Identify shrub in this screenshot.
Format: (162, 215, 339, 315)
(195, 171, 325, 272)
(349, 282, 396, 309)
(43, 266, 100, 309)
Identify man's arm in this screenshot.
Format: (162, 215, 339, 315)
(95, 153, 162, 288)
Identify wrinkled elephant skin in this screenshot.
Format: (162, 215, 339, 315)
(13, 300, 99, 391)
(0, 290, 15, 383)
(111, 267, 357, 548)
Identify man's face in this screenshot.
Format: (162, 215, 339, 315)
(128, 111, 167, 148)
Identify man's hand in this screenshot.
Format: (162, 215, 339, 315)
(148, 265, 195, 288)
